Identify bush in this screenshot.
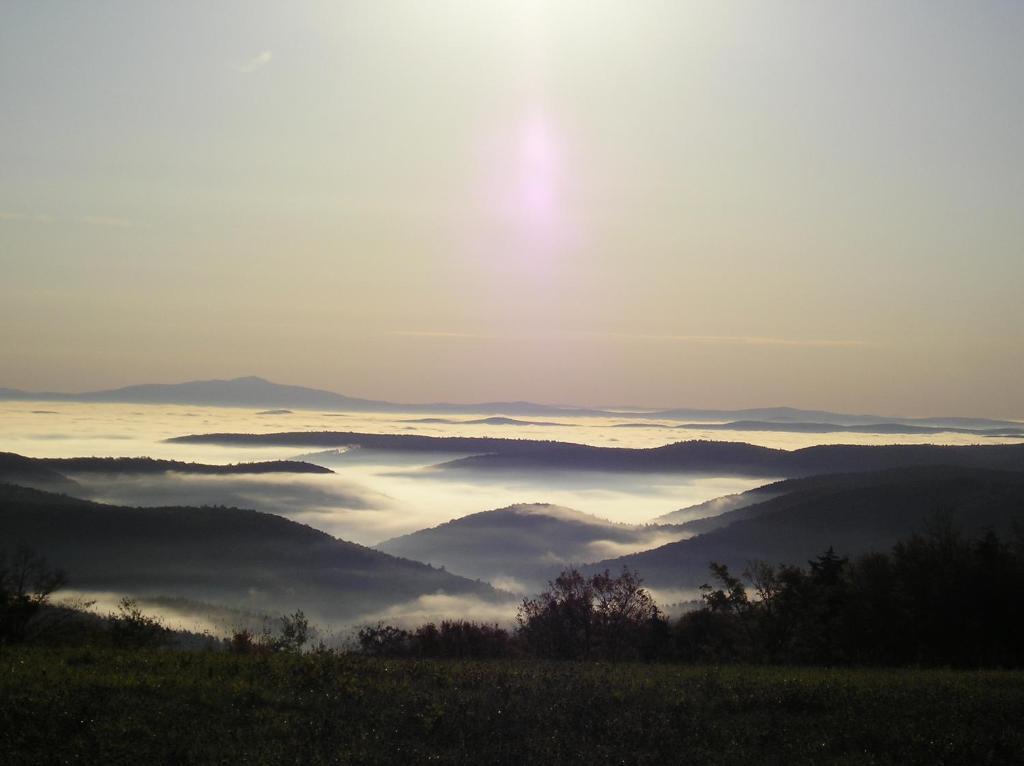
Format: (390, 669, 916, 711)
(226, 611, 313, 654)
(357, 622, 413, 656)
(276, 610, 311, 653)
(108, 598, 171, 649)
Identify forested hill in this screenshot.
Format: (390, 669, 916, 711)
(439, 440, 1024, 476)
(378, 503, 687, 589)
(585, 467, 1024, 589)
(167, 430, 570, 453)
(0, 452, 332, 485)
(38, 456, 333, 475)
(0, 452, 81, 494)
(169, 432, 1024, 477)
(0, 484, 502, 620)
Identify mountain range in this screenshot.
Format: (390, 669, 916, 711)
(3, 376, 1020, 429)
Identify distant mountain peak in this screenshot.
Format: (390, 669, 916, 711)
(0, 377, 1018, 429)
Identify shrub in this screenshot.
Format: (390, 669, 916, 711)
(108, 597, 171, 649)
(357, 622, 413, 656)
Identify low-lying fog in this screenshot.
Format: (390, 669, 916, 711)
(5, 400, 1021, 547)
(8, 400, 1020, 633)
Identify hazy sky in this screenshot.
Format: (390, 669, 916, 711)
(2, 1, 1022, 417)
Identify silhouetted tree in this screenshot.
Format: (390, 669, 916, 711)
(517, 568, 595, 659)
(517, 567, 664, 660)
(674, 526, 1024, 667)
(0, 546, 66, 643)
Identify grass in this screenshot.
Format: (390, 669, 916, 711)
(2, 647, 1023, 765)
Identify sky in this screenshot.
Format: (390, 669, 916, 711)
(1, 1, 1022, 417)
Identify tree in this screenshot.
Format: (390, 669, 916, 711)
(517, 567, 663, 660)
(591, 567, 662, 660)
(674, 561, 756, 661)
(276, 610, 311, 653)
(411, 620, 513, 658)
(0, 546, 67, 643)
(517, 567, 595, 659)
(701, 562, 750, 616)
(676, 529, 1024, 667)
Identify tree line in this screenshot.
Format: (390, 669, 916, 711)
(677, 520, 1024, 666)
(5, 522, 1023, 666)
(359, 522, 1024, 667)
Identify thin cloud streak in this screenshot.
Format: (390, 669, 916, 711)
(76, 215, 136, 229)
(1, 212, 136, 228)
(388, 330, 488, 339)
(0, 211, 53, 223)
(232, 50, 273, 73)
(388, 330, 868, 348)
(594, 333, 870, 349)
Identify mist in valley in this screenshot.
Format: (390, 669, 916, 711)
(4, 399, 1023, 639)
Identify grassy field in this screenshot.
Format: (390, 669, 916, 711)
(2, 648, 1023, 765)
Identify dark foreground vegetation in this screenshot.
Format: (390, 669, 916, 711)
(674, 524, 1024, 666)
(3, 648, 1023, 765)
(360, 524, 1024, 667)
(3, 506, 1023, 763)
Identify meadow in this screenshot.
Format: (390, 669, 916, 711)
(3, 647, 1022, 765)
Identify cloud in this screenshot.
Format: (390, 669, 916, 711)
(581, 531, 692, 561)
(646, 587, 705, 612)
(233, 50, 273, 74)
(351, 592, 517, 628)
(587, 332, 869, 348)
(0, 211, 53, 223)
(387, 329, 867, 348)
(76, 215, 135, 229)
(0, 212, 136, 228)
(73, 473, 389, 517)
(388, 330, 487, 340)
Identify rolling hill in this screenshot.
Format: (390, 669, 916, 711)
(377, 503, 687, 590)
(0, 484, 504, 621)
(37, 455, 333, 475)
(0, 451, 332, 489)
(0, 452, 82, 494)
(670, 420, 1024, 437)
(435, 440, 1024, 476)
(584, 467, 1024, 590)
(168, 433, 1024, 477)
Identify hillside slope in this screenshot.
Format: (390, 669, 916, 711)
(0, 484, 502, 621)
(437, 440, 1024, 477)
(586, 467, 1024, 590)
(0, 452, 81, 494)
(378, 503, 686, 590)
